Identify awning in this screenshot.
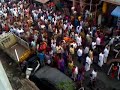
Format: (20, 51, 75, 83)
(35, 0, 49, 4)
(111, 6, 120, 17)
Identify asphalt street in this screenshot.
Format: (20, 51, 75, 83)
(0, 49, 120, 90)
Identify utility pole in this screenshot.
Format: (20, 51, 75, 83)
(89, 0, 92, 12)
(95, 4, 98, 25)
(73, 0, 75, 7)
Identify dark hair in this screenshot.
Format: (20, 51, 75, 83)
(96, 88, 99, 90)
(94, 68, 97, 72)
(90, 73, 93, 77)
(112, 88, 116, 90)
(71, 45, 73, 48)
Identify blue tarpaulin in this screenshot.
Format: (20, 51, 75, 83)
(111, 6, 120, 17)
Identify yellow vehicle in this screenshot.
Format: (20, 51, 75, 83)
(0, 32, 33, 62)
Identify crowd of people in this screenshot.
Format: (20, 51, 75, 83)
(0, 0, 119, 90)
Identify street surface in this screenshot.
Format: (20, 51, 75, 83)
(0, 49, 120, 90)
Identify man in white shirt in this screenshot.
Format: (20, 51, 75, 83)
(51, 42, 56, 53)
(31, 40, 36, 47)
(75, 33, 78, 40)
(96, 36, 101, 45)
(13, 8, 18, 17)
(76, 25, 82, 34)
(86, 34, 92, 45)
(40, 15, 44, 21)
(68, 23, 73, 30)
(33, 11, 38, 21)
(98, 52, 104, 67)
(76, 26, 79, 33)
(10, 26, 14, 33)
(104, 46, 110, 63)
(92, 41, 96, 50)
(34, 34, 38, 42)
(76, 35, 82, 46)
(91, 69, 97, 80)
(45, 18, 48, 24)
(70, 41, 77, 49)
(108, 37, 114, 46)
(63, 23, 67, 30)
(77, 47, 83, 63)
(90, 69, 97, 87)
(13, 27, 17, 34)
(96, 36, 101, 52)
(54, 19, 57, 26)
(3, 12, 7, 18)
(85, 55, 92, 71)
(84, 46, 89, 56)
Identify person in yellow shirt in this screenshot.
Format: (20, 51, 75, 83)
(68, 60, 74, 76)
(89, 49, 93, 63)
(78, 16, 81, 21)
(56, 45, 64, 54)
(68, 60, 74, 70)
(69, 45, 75, 60)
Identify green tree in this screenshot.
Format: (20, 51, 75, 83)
(57, 80, 75, 90)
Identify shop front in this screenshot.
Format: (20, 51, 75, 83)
(102, 0, 120, 28)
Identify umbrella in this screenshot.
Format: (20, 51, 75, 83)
(111, 6, 120, 17)
(35, 0, 49, 4)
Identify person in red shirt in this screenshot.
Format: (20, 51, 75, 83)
(4, 24, 9, 32)
(100, 32, 105, 49)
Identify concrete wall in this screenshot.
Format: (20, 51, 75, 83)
(0, 61, 13, 90)
(0, 0, 4, 3)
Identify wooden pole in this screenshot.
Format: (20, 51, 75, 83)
(89, 0, 92, 12)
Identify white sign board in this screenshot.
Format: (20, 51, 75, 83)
(35, 0, 49, 4)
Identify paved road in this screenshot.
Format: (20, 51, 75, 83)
(0, 49, 120, 90)
(84, 68, 120, 90)
(74, 54, 120, 90)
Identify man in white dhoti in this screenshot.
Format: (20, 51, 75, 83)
(98, 52, 104, 67)
(85, 55, 92, 71)
(98, 14, 102, 26)
(104, 46, 110, 63)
